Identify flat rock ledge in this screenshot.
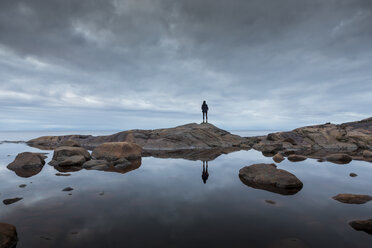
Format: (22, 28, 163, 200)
(239, 163, 303, 195)
(0, 222, 18, 248)
(332, 194, 372, 204)
(349, 219, 372, 235)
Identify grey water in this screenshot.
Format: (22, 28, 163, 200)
(0, 131, 372, 247)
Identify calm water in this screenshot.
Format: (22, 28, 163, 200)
(0, 131, 372, 247)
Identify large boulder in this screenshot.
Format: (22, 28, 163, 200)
(239, 163, 303, 195)
(349, 219, 372, 235)
(7, 152, 45, 170)
(7, 152, 45, 178)
(0, 223, 18, 248)
(326, 154, 352, 164)
(92, 142, 142, 162)
(50, 146, 90, 167)
(332, 194, 372, 204)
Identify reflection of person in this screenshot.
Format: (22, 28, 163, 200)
(201, 101, 209, 123)
(202, 161, 209, 184)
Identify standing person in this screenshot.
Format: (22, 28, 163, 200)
(201, 100, 209, 123)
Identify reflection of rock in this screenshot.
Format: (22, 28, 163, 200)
(53, 165, 82, 173)
(83, 158, 141, 174)
(287, 154, 307, 162)
(143, 147, 241, 161)
(326, 154, 352, 164)
(239, 163, 303, 195)
(92, 142, 142, 162)
(62, 187, 73, 192)
(82, 160, 109, 169)
(3, 198, 23, 205)
(349, 219, 372, 235)
(55, 173, 71, 176)
(332, 194, 372, 204)
(7, 152, 45, 177)
(27, 123, 256, 151)
(50, 146, 91, 167)
(273, 153, 284, 163)
(0, 222, 18, 248)
(265, 200, 276, 205)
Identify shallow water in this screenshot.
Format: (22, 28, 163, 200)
(1, 131, 372, 247)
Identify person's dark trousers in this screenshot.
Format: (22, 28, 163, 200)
(203, 112, 208, 123)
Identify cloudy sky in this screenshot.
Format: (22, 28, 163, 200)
(0, 0, 371, 131)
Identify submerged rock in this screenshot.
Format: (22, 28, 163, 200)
(0, 222, 18, 248)
(3, 198, 23, 205)
(349, 219, 372, 235)
(7, 152, 45, 178)
(287, 154, 307, 162)
(92, 142, 142, 162)
(326, 154, 352, 164)
(272, 153, 284, 163)
(332, 194, 372, 204)
(239, 163, 303, 195)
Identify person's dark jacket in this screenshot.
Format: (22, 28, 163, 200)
(202, 103, 209, 112)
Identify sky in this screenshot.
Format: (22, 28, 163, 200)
(0, 0, 371, 131)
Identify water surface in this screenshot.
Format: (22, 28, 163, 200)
(0, 131, 371, 247)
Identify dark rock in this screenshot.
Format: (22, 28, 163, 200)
(349, 173, 358, 177)
(7, 152, 45, 178)
(326, 154, 352, 164)
(62, 187, 73, 192)
(18, 184, 26, 188)
(273, 153, 285, 163)
(349, 219, 372, 235)
(239, 163, 303, 195)
(0, 222, 18, 248)
(287, 154, 307, 162)
(3, 198, 23, 205)
(332, 194, 372, 204)
(55, 173, 71, 176)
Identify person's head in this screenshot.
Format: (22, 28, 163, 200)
(203, 100, 206, 104)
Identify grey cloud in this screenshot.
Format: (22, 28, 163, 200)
(0, 0, 371, 131)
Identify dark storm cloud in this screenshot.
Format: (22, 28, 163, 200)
(0, 0, 371, 130)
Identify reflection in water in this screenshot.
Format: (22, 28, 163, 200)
(202, 161, 209, 184)
(7, 166, 42, 178)
(1, 142, 372, 247)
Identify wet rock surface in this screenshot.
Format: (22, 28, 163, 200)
(332, 194, 372, 204)
(0, 222, 18, 248)
(272, 153, 284, 163)
(349, 219, 372, 235)
(239, 163, 303, 195)
(287, 154, 307, 162)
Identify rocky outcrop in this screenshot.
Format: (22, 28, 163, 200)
(49, 146, 91, 167)
(0, 223, 18, 248)
(326, 154, 352, 164)
(27, 123, 256, 152)
(7, 152, 46, 178)
(252, 117, 372, 162)
(332, 194, 372, 204)
(3, 198, 23, 205)
(92, 142, 142, 162)
(349, 219, 372, 235)
(239, 163, 303, 195)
